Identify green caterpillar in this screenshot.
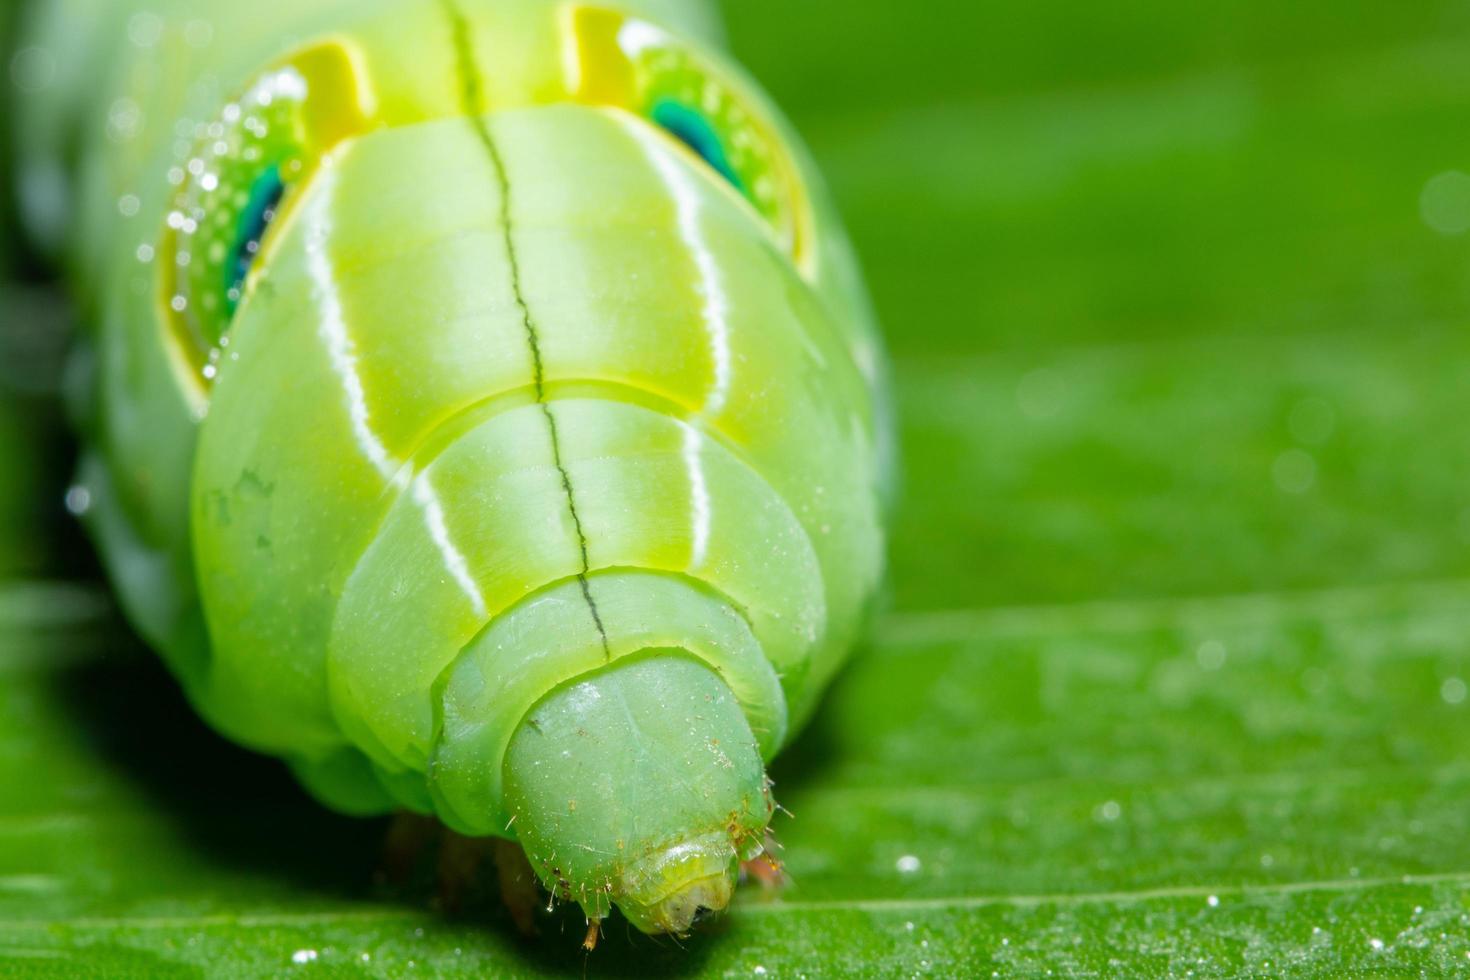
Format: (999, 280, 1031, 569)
(15, 0, 889, 937)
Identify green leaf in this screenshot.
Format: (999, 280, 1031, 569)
(5, 580, 1470, 975)
(6, 1, 1470, 976)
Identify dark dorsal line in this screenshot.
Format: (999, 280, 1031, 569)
(440, 0, 611, 659)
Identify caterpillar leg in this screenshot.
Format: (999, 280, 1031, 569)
(378, 811, 439, 886)
(740, 833, 788, 892)
(435, 829, 491, 915)
(491, 838, 541, 937)
(380, 815, 541, 935)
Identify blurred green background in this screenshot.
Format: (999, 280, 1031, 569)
(5, 1, 1470, 975)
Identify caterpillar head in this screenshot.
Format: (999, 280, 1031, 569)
(504, 654, 774, 934)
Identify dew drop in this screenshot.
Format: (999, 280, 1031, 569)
(128, 12, 164, 48)
(64, 485, 92, 516)
(1421, 171, 1470, 235)
(1272, 449, 1316, 494)
(106, 98, 142, 143)
(185, 20, 215, 49)
(10, 46, 57, 92)
(1196, 640, 1227, 671)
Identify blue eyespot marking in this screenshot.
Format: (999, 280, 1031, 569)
(651, 99, 743, 193)
(226, 165, 285, 314)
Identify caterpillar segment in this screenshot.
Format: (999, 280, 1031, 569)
(19, 0, 888, 936)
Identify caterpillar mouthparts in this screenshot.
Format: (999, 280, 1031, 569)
(618, 842, 739, 936)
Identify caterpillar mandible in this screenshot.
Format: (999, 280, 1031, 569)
(16, 0, 890, 938)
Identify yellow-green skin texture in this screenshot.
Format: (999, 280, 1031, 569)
(19, 0, 889, 931)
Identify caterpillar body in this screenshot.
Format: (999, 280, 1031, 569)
(16, 0, 889, 935)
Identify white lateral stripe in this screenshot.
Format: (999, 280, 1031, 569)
(413, 476, 487, 618)
(306, 177, 485, 617)
(306, 178, 396, 480)
(682, 422, 712, 570)
(627, 123, 733, 418)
